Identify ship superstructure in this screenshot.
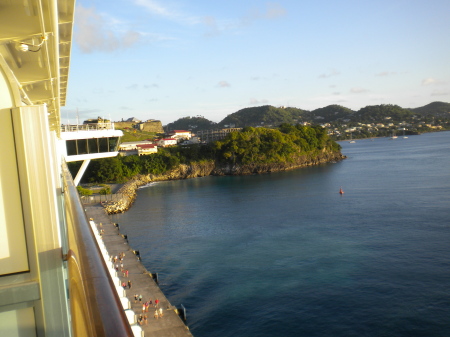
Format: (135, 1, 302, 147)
(0, 1, 132, 335)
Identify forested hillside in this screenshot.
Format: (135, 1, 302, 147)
(165, 116, 217, 132)
(164, 102, 450, 137)
(217, 105, 308, 128)
(71, 124, 342, 184)
(408, 101, 450, 117)
(214, 124, 340, 165)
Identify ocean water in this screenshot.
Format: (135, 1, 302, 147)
(112, 131, 450, 336)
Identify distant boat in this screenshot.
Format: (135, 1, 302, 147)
(403, 129, 408, 139)
(390, 131, 398, 140)
(349, 133, 356, 143)
(339, 187, 344, 195)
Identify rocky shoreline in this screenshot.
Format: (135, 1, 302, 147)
(103, 151, 345, 214)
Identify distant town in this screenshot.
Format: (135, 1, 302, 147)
(81, 101, 450, 157)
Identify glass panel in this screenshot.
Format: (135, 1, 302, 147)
(66, 140, 77, 156)
(99, 138, 108, 152)
(108, 137, 119, 151)
(0, 307, 37, 337)
(77, 139, 88, 155)
(88, 138, 98, 154)
(0, 109, 29, 275)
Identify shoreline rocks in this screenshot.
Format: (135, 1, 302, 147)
(103, 151, 345, 214)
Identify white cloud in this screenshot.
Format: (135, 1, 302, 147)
(431, 90, 449, 96)
(318, 69, 340, 79)
(250, 98, 269, 105)
(126, 84, 139, 90)
(217, 81, 230, 88)
(242, 2, 286, 24)
(143, 83, 159, 89)
(422, 78, 446, 86)
(133, 0, 201, 25)
(75, 5, 142, 53)
(376, 71, 397, 77)
(350, 87, 369, 93)
(133, 0, 171, 17)
(203, 16, 220, 37)
(422, 78, 437, 86)
(266, 2, 287, 19)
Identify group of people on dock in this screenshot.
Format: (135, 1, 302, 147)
(95, 220, 179, 332)
(113, 252, 133, 290)
(134, 294, 164, 324)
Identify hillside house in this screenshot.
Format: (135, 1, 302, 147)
(168, 130, 192, 140)
(136, 144, 158, 156)
(119, 140, 154, 156)
(157, 138, 177, 147)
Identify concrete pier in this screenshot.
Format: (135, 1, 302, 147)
(85, 204, 193, 337)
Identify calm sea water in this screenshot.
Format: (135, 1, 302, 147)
(112, 131, 450, 337)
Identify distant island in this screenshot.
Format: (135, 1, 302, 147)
(164, 101, 450, 140)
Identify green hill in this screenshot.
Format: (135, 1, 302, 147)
(310, 104, 354, 123)
(218, 105, 308, 128)
(165, 116, 217, 132)
(161, 101, 450, 134)
(408, 101, 450, 117)
(351, 104, 413, 123)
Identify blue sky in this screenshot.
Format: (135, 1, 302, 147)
(62, 0, 450, 125)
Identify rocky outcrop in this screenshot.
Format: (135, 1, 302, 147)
(211, 151, 345, 176)
(103, 161, 217, 214)
(103, 151, 345, 214)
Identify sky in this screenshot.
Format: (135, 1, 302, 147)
(62, 0, 450, 125)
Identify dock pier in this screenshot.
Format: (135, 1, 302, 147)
(85, 205, 193, 337)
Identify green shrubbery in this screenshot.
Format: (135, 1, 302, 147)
(214, 124, 341, 164)
(99, 184, 111, 195)
(69, 125, 341, 184)
(76, 186, 93, 196)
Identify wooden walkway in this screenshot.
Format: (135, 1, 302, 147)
(85, 205, 193, 337)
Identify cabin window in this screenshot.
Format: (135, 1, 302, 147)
(98, 138, 108, 152)
(77, 139, 88, 155)
(88, 138, 98, 153)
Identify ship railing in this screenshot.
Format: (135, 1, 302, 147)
(63, 163, 133, 336)
(61, 123, 116, 133)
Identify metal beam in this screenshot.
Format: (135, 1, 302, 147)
(73, 159, 90, 186)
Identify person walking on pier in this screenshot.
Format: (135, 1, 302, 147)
(128, 280, 132, 289)
(154, 309, 159, 319)
(134, 294, 138, 303)
(159, 307, 163, 318)
(155, 298, 159, 308)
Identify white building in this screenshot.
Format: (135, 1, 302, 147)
(136, 143, 158, 155)
(157, 138, 178, 147)
(168, 130, 192, 140)
(119, 140, 154, 151)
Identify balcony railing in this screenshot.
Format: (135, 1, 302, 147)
(61, 123, 116, 133)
